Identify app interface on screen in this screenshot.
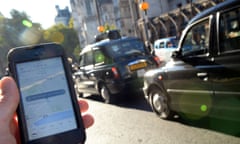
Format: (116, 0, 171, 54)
(16, 57, 77, 140)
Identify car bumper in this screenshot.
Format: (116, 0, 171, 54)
(106, 78, 144, 95)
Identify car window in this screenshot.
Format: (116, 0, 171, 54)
(159, 42, 165, 48)
(94, 50, 105, 65)
(182, 19, 210, 56)
(79, 51, 93, 67)
(107, 39, 145, 57)
(79, 56, 84, 67)
(94, 49, 112, 66)
(170, 39, 178, 48)
(166, 40, 177, 48)
(154, 41, 160, 49)
(219, 7, 240, 53)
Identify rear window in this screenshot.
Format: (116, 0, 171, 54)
(154, 37, 178, 49)
(106, 39, 146, 57)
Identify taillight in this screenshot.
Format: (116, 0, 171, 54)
(111, 67, 120, 79)
(153, 56, 161, 67)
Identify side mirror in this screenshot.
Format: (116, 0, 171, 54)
(171, 50, 181, 58)
(72, 63, 80, 73)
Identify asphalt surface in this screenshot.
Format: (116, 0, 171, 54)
(82, 96, 240, 144)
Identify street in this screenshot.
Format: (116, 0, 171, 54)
(81, 95, 240, 144)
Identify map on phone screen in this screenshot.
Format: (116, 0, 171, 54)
(16, 57, 77, 140)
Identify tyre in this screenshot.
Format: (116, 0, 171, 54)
(149, 88, 173, 120)
(100, 85, 114, 104)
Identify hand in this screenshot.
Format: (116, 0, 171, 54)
(0, 76, 94, 144)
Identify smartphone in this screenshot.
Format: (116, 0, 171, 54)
(7, 43, 86, 144)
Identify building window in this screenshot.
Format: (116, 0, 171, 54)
(85, 0, 92, 16)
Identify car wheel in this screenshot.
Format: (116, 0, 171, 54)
(149, 88, 173, 119)
(100, 85, 113, 104)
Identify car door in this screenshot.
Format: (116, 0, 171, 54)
(210, 7, 240, 121)
(167, 17, 214, 119)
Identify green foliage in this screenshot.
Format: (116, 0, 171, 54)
(68, 17, 74, 28)
(43, 24, 80, 60)
(103, 23, 117, 32)
(0, 9, 80, 75)
(73, 44, 81, 60)
(0, 9, 43, 75)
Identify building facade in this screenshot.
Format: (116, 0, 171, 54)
(54, 5, 71, 26)
(70, 0, 99, 46)
(70, 0, 225, 47)
(147, 0, 225, 42)
(70, 0, 138, 47)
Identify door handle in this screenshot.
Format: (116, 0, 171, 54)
(197, 72, 208, 81)
(197, 72, 207, 77)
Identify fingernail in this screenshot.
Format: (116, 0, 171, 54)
(0, 96, 3, 102)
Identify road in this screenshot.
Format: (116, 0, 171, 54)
(82, 96, 240, 144)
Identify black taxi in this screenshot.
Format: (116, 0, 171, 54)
(74, 32, 160, 103)
(143, 0, 240, 121)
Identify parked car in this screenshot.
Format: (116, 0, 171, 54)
(143, 0, 240, 121)
(74, 33, 160, 103)
(153, 36, 178, 64)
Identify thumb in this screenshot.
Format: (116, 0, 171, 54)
(0, 77, 20, 123)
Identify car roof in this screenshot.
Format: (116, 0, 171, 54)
(154, 36, 176, 43)
(86, 36, 140, 47)
(81, 36, 141, 54)
(189, 0, 240, 25)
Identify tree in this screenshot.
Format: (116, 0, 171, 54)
(103, 23, 116, 32)
(68, 17, 74, 29)
(0, 9, 43, 75)
(43, 24, 80, 60)
(0, 9, 80, 75)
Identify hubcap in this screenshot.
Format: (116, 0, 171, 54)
(152, 92, 169, 117)
(101, 86, 109, 101)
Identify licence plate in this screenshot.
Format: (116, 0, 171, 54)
(129, 61, 147, 71)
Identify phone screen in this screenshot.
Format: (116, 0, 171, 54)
(16, 57, 77, 140)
